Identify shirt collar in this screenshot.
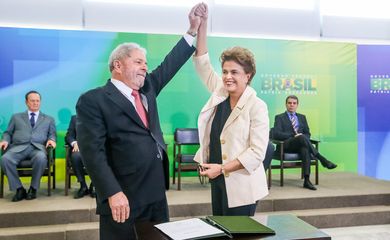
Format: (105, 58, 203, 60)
(28, 110, 40, 116)
(286, 111, 296, 117)
(111, 78, 135, 99)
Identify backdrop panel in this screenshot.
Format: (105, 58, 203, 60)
(357, 45, 390, 180)
(0, 27, 357, 176)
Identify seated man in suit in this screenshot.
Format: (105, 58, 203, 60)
(65, 115, 95, 199)
(273, 95, 337, 190)
(0, 90, 56, 201)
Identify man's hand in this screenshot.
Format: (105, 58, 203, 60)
(72, 142, 80, 152)
(195, 3, 208, 21)
(188, 3, 203, 35)
(199, 163, 222, 179)
(108, 191, 130, 223)
(0, 141, 8, 151)
(46, 140, 56, 148)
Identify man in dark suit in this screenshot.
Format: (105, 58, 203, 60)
(0, 90, 56, 201)
(273, 95, 337, 190)
(65, 115, 95, 199)
(76, 4, 206, 239)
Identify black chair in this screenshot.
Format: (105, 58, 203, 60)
(64, 145, 72, 196)
(0, 147, 56, 198)
(172, 128, 205, 190)
(267, 129, 319, 188)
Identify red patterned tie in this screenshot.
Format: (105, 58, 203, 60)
(131, 90, 149, 128)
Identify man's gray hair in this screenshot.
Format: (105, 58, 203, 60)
(108, 42, 147, 72)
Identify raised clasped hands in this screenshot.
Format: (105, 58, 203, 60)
(188, 3, 208, 34)
(195, 3, 208, 20)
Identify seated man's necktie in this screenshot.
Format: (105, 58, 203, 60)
(30, 112, 35, 128)
(290, 114, 298, 134)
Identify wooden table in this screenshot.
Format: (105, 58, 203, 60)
(135, 214, 331, 240)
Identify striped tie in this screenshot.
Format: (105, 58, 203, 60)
(290, 113, 298, 134)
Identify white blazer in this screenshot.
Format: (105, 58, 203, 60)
(193, 53, 269, 208)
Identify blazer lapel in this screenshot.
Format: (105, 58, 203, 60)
(200, 87, 228, 114)
(222, 87, 255, 131)
(104, 81, 146, 128)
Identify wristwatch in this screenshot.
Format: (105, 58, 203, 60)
(186, 29, 197, 37)
(221, 164, 229, 177)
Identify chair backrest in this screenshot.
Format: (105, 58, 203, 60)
(174, 128, 199, 145)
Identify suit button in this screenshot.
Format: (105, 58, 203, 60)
(220, 139, 225, 144)
(222, 154, 227, 160)
(157, 154, 161, 159)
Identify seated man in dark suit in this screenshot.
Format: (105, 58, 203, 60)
(0, 90, 56, 201)
(273, 95, 337, 190)
(65, 115, 95, 199)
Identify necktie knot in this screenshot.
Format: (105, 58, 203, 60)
(131, 90, 139, 98)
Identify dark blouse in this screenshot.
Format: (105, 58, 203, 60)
(209, 97, 231, 164)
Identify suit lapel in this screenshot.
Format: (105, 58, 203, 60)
(34, 113, 45, 129)
(283, 112, 295, 133)
(104, 82, 146, 128)
(23, 111, 32, 129)
(139, 88, 153, 127)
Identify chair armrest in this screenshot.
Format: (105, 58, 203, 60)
(309, 139, 320, 150)
(271, 139, 283, 145)
(64, 144, 71, 158)
(46, 146, 55, 165)
(310, 139, 320, 144)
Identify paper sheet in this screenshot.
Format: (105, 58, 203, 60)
(154, 218, 225, 240)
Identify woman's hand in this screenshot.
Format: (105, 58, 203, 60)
(199, 163, 222, 179)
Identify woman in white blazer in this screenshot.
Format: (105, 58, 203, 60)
(193, 7, 269, 216)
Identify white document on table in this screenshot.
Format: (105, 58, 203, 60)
(154, 218, 225, 240)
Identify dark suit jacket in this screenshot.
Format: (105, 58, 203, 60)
(76, 37, 195, 215)
(65, 115, 77, 146)
(273, 111, 311, 141)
